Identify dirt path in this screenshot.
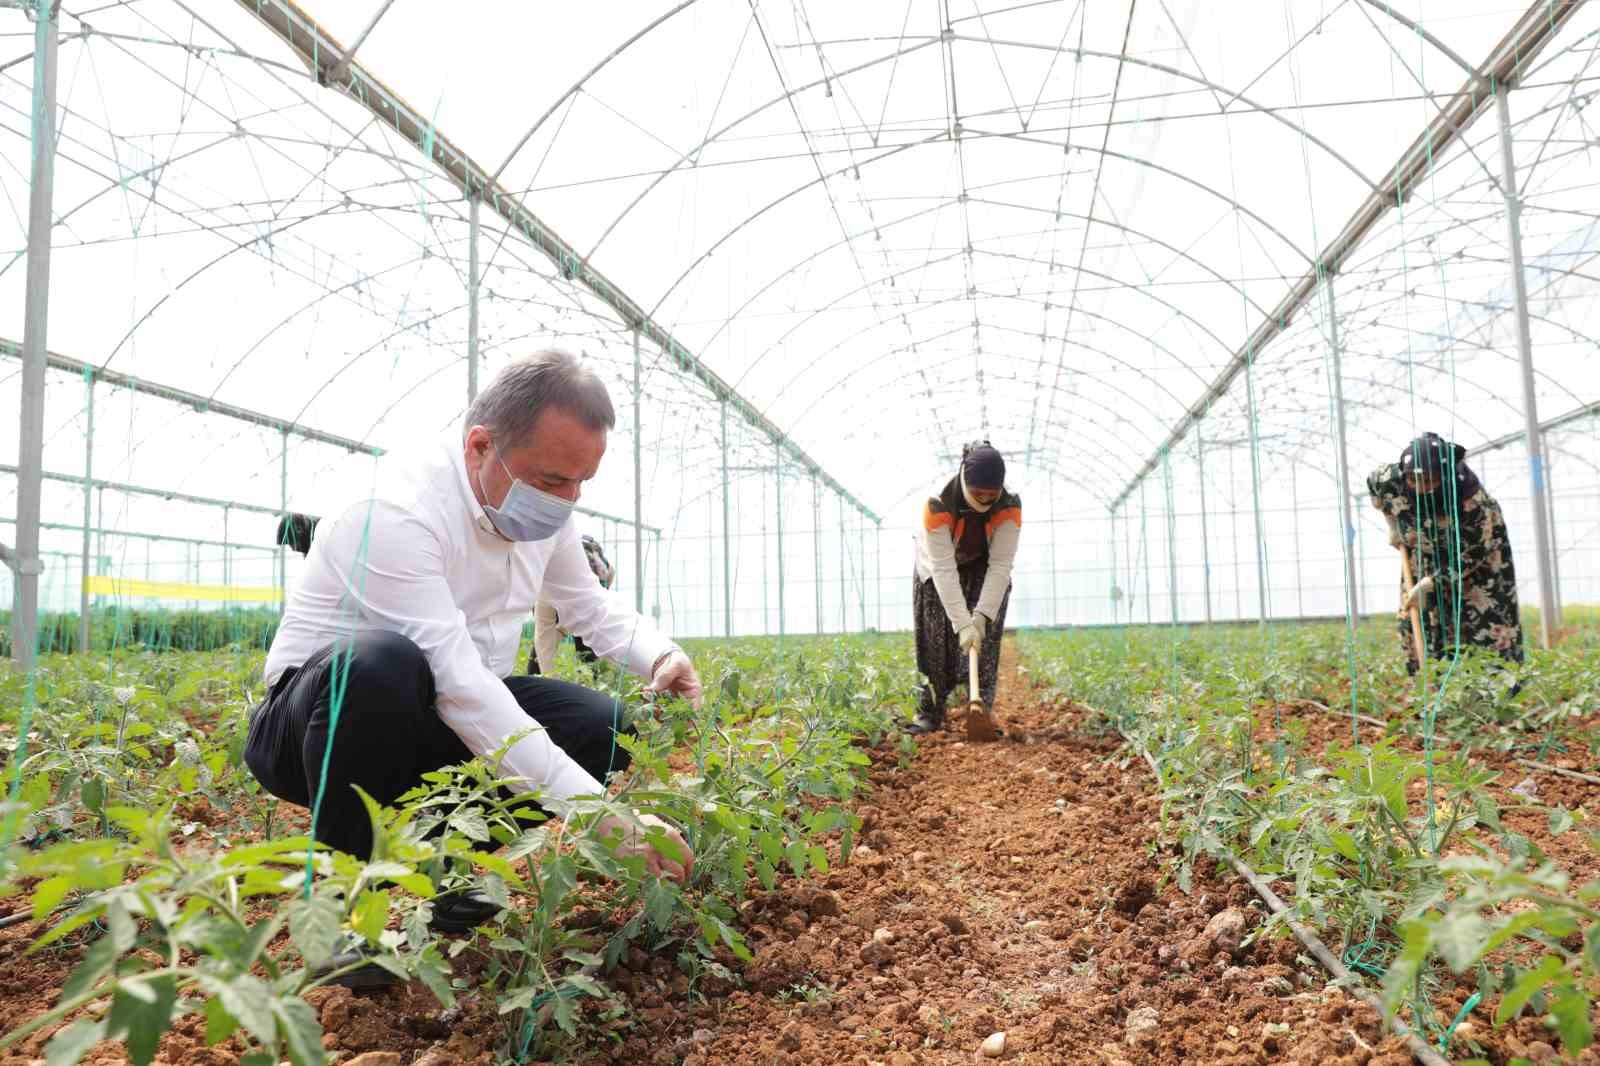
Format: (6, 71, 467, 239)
(616, 644, 1417, 1066)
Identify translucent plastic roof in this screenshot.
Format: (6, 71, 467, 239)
(3, 0, 1599, 602)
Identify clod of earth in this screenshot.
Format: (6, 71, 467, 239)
(1123, 1005, 1160, 1045)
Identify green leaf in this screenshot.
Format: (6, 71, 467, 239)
(643, 878, 678, 932)
(45, 1017, 106, 1066)
(239, 1053, 276, 1066)
(272, 995, 325, 1066)
(1550, 985, 1593, 1053)
(806, 846, 830, 876)
(32, 875, 72, 921)
(565, 973, 607, 998)
(1494, 954, 1564, 1025)
(202, 994, 240, 1046)
(1433, 909, 1490, 972)
(448, 810, 490, 842)
(1328, 831, 1360, 862)
(80, 777, 105, 815)
(59, 932, 120, 1004)
(351, 888, 390, 946)
(755, 860, 776, 891)
(539, 855, 576, 918)
(105, 974, 178, 1066)
(1548, 807, 1574, 838)
(287, 895, 341, 971)
(198, 973, 276, 1046)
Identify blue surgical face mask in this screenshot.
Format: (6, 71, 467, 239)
(478, 446, 574, 542)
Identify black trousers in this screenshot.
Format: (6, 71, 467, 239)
(245, 630, 631, 860)
(913, 561, 1010, 717)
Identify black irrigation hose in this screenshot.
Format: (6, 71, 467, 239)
(1125, 744, 1454, 1066)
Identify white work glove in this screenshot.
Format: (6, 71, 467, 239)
(956, 614, 985, 653)
(1403, 574, 1435, 611)
(644, 649, 703, 709)
(594, 812, 694, 883)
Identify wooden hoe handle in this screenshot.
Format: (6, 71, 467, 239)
(1398, 549, 1427, 668)
(968, 646, 981, 705)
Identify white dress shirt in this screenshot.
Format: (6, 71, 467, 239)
(264, 439, 675, 802)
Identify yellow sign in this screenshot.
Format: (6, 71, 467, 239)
(83, 575, 283, 604)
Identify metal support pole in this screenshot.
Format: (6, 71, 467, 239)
(1196, 418, 1214, 624)
(1163, 450, 1178, 626)
(1244, 356, 1270, 626)
(775, 443, 785, 638)
(1049, 477, 1058, 627)
(653, 530, 661, 622)
(278, 428, 288, 614)
(223, 506, 231, 587)
(467, 194, 480, 403)
(761, 468, 769, 635)
(873, 521, 882, 632)
(1140, 478, 1152, 626)
(838, 496, 846, 633)
(858, 520, 866, 631)
(1109, 504, 1120, 625)
(1496, 82, 1559, 648)
(720, 399, 732, 636)
(10, 0, 60, 670)
(632, 329, 644, 614)
(812, 474, 822, 634)
(1544, 436, 1561, 618)
(1325, 277, 1362, 621)
(77, 372, 93, 654)
(1290, 458, 1304, 618)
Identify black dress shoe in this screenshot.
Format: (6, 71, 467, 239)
(311, 937, 403, 990)
(429, 888, 503, 935)
(904, 710, 944, 735)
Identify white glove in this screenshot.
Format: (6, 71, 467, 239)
(595, 812, 694, 883)
(1403, 574, 1435, 610)
(645, 649, 703, 709)
(1385, 518, 1404, 549)
(956, 616, 982, 653)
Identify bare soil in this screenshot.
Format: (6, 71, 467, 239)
(5, 646, 1596, 1065)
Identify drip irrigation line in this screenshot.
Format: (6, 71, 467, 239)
(1121, 741, 1451, 1066)
(1515, 757, 1600, 786)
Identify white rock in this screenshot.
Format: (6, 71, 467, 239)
(979, 1031, 1006, 1057)
(1124, 1005, 1160, 1044)
(873, 926, 896, 944)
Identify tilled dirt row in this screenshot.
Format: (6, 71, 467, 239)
(599, 646, 1420, 1066)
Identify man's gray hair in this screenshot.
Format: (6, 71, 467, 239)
(463, 349, 615, 444)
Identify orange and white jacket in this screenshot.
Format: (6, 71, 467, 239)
(912, 474, 1021, 630)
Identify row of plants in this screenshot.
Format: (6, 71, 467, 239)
(0, 634, 920, 1065)
(1016, 617, 1599, 1063)
(0, 606, 283, 656)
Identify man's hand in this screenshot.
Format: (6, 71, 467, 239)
(1403, 574, 1435, 611)
(595, 812, 694, 883)
(645, 649, 703, 709)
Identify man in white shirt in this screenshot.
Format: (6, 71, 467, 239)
(245, 351, 702, 956)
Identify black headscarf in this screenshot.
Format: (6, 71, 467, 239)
(1399, 433, 1480, 516)
(961, 441, 1006, 490)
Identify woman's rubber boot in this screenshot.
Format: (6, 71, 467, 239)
(905, 708, 944, 734)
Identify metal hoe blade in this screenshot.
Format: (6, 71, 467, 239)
(964, 646, 1000, 742)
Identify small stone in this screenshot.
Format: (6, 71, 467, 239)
(1225, 1025, 1239, 1038)
(1525, 1041, 1558, 1063)
(1261, 1022, 1291, 1038)
(1260, 976, 1294, 997)
(917, 1003, 942, 1029)
(912, 850, 931, 863)
(807, 890, 843, 919)
(412, 1048, 453, 1066)
(1124, 1006, 1159, 1044)
(1203, 908, 1248, 956)
(860, 939, 896, 967)
(873, 927, 896, 944)
(1023, 920, 1046, 931)
(691, 1028, 713, 1045)
(979, 1031, 1006, 1057)
(778, 1020, 804, 1052)
(344, 1055, 402, 1066)
(938, 913, 971, 935)
(1510, 776, 1540, 800)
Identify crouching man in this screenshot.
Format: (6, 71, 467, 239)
(245, 351, 702, 983)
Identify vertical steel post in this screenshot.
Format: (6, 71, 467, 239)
(1496, 82, 1559, 648)
(838, 496, 846, 633)
(775, 442, 785, 637)
(467, 194, 480, 403)
(1244, 355, 1269, 625)
(1140, 478, 1152, 626)
(77, 372, 93, 653)
(1109, 504, 1120, 625)
(1544, 435, 1562, 618)
(761, 467, 769, 634)
(858, 520, 866, 631)
(720, 399, 731, 636)
(812, 474, 822, 634)
(632, 329, 643, 613)
(873, 520, 882, 632)
(1290, 458, 1304, 617)
(1049, 476, 1058, 626)
(223, 506, 231, 588)
(1325, 277, 1362, 620)
(653, 530, 661, 622)
(11, 0, 60, 670)
(278, 429, 288, 614)
(1195, 418, 1213, 623)
(1163, 450, 1178, 626)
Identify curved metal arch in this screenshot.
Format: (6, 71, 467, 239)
(950, 37, 1378, 191)
(723, 194, 1287, 398)
(492, 0, 703, 180)
(747, 246, 1244, 418)
(1354, 0, 1481, 80)
(773, 318, 1203, 478)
